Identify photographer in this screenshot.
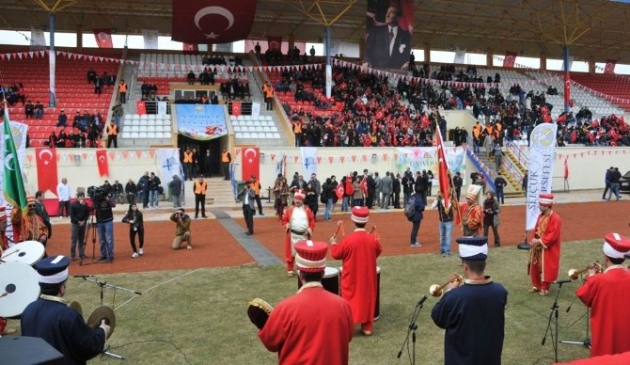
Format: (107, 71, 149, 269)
(122, 203, 144, 258)
(170, 208, 192, 250)
(237, 182, 255, 235)
(91, 185, 116, 262)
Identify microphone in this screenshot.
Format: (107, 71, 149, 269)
(73, 275, 93, 278)
(553, 279, 571, 285)
(417, 295, 428, 306)
(135, 291, 143, 295)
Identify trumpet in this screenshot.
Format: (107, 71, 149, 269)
(429, 274, 464, 297)
(568, 262, 603, 280)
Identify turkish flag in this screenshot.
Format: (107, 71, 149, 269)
(172, 0, 257, 44)
(93, 28, 113, 48)
(137, 100, 147, 115)
(231, 101, 241, 116)
(345, 174, 354, 195)
(241, 147, 259, 180)
(503, 51, 518, 68)
(335, 182, 345, 200)
(267, 36, 282, 51)
(35, 148, 58, 195)
(360, 176, 368, 195)
(564, 73, 571, 108)
(96, 150, 109, 177)
(564, 157, 569, 180)
(436, 129, 452, 209)
(604, 59, 616, 74)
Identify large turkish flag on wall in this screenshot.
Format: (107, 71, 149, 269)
(172, 0, 258, 44)
(35, 147, 58, 195)
(96, 150, 109, 177)
(241, 147, 260, 180)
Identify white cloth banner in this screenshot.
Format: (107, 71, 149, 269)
(157, 148, 183, 198)
(157, 101, 168, 116)
(275, 154, 286, 177)
(142, 29, 159, 50)
(0, 120, 29, 241)
(251, 102, 261, 119)
(30, 26, 47, 50)
(300, 147, 318, 178)
(454, 47, 466, 64)
(526, 123, 558, 230)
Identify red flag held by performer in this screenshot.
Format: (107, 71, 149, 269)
(335, 182, 345, 200)
(345, 174, 354, 195)
(436, 128, 452, 209)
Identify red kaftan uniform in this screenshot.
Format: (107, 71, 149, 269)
(281, 205, 315, 271)
(576, 266, 630, 357)
(460, 202, 483, 236)
(331, 229, 382, 332)
(530, 211, 562, 291)
(258, 284, 354, 365)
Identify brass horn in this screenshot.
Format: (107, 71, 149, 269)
(429, 274, 464, 297)
(568, 262, 603, 280)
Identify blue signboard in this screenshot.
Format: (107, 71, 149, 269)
(175, 104, 227, 141)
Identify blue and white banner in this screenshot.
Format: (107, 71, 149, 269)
(251, 102, 261, 119)
(157, 101, 168, 116)
(526, 123, 558, 230)
(157, 148, 183, 197)
(175, 104, 227, 141)
(300, 147, 318, 177)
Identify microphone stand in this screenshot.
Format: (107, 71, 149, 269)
(77, 275, 143, 361)
(397, 296, 427, 365)
(541, 281, 568, 363)
(561, 278, 591, 349)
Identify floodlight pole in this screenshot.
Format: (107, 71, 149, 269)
(49, 12, 57, 108)
(563, 45, 570, 114)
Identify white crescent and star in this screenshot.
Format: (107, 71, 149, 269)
(99, 156, 106, 163)
(194, 6, 234, 39)
(4, 154, 14, 171)
(98, 32, 109, 43)
(244, 148, 257, 163)
(38, 149, 53, 165)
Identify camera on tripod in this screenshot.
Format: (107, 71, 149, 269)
(87, 184, 112, 204)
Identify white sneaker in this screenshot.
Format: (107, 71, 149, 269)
(139, 248, 144, 256)
(131, 252, 139, 258)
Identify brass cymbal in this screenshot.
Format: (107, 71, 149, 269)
(87, 306, 116, 339)
(68, 301, 83, 317)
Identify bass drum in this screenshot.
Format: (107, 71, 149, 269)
(296, 267, 340, 295)
(0, 262, 41, 318)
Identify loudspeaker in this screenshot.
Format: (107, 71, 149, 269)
(0, 336, 63, 364)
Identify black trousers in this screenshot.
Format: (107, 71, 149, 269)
(254, 195, 263, 214)
(393, 191, 400, 208)
(243, 205, 254, 234)
(58, 200, 70, 217)
(410, 220, 421, 245)
(129, 226, 145, 252)
(107, 135, 117, 148)
(195, 194, 206, 217)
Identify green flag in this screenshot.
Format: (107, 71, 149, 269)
(3, 111, 28, 214)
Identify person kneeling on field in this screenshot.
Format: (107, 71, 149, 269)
(170, 208, 192, 250)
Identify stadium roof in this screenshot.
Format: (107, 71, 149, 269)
(2, 0, 630, 63)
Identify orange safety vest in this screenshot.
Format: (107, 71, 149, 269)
(293, 121, 302, 134)
(194, 181, 207, 195)
(106, 124, 118, 135)
(119, 83, 127, 93)
(221, 151, 230, 163)
(251, 180, 261, 195)
(473, 125, 482, 138)
(183, 151, 193, 163)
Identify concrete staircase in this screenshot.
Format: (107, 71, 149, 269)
(183, 177, 235, 208)
(475, 151, 522, 198)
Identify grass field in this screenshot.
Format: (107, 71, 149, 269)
(36, 239, 606, 365)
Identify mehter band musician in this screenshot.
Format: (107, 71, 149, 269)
(528, 193, 562, 296)
(576, 233, 630, 357)
(21, 256, 110, 364)
(11, 196, 49, 257)
(460, 185, 483, 237)
(258, 240, 353, 365)
(281, 189, 315, 277)
(330, 206, 382, 336)
(431, 237, 508, 365)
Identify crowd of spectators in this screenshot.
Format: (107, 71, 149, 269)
(0, 83, 27, 106)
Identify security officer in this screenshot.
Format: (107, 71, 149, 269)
(193, 176, 208, 219)
(106, 120, 118, 148)
(249, 175, 264, 216)
(221, 147, 231, 180)
(183, 147, 194, 181)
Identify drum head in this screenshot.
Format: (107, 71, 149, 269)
(1, 241, 46, 266)
(0, 262, 41, 318)
(87, 306, 116, 339)
(323, 267, 339, 279)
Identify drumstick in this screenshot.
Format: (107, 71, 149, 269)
(332, 220, 344, 239)
(1, 249, 19, 258)
(369, 226, 376, 234)
(0, 291, 8, 299)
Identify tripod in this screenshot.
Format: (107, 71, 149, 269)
(541, 281, 569, 363)
(562, 285, 591, 349)
(80, 208, 112, 266)
(77, 275, 142, 361)
(396, 296, 428, 365)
